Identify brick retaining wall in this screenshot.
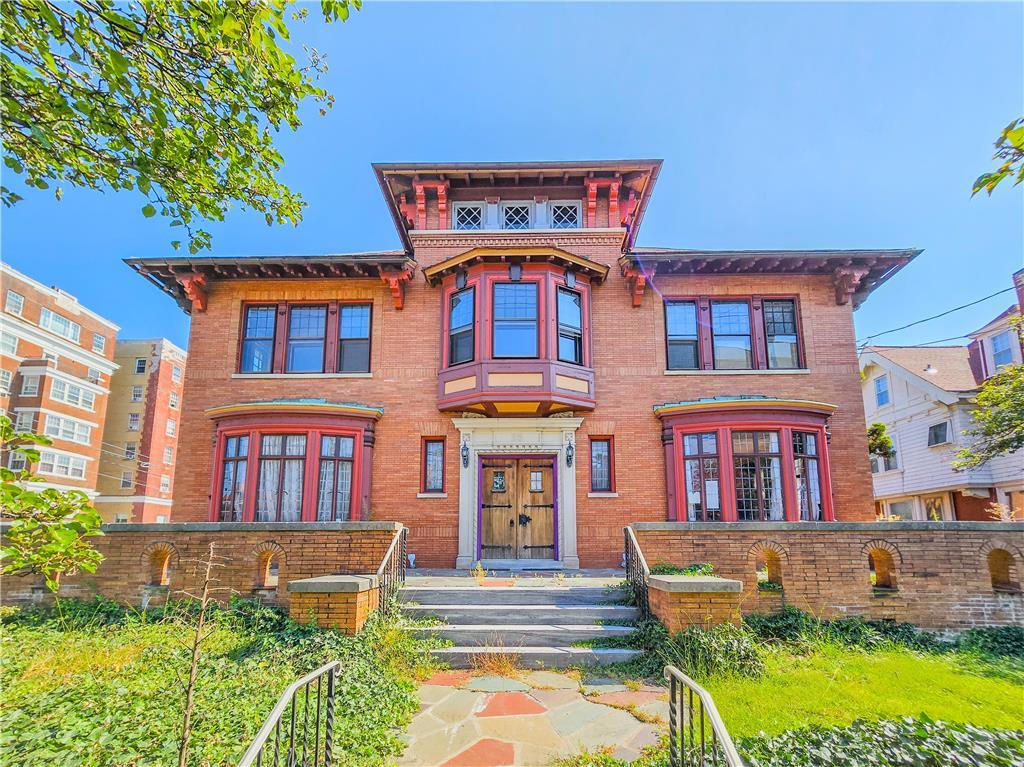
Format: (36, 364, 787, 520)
(632, 522, 1024, 630)
(0, 522, 401, 610)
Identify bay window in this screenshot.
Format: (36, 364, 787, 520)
(557, 288, 583, 364)
(256, 435, 306, 522)
(659, 399, 835, 523)
(218, 435, 248, 522)
(448, 288, 475, 365)
(493, 283, 538, 357)
(682, 432, 721, 521)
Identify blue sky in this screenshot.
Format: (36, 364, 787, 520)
(3, 1, 1022, 351)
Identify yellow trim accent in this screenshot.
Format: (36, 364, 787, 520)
(555, 374, 590, 393)
(493, 402, 541, 414)
(423, 246, 610, 283)
(444, 375, 477, 394)
(488, 372, 544, 387)
(653, 399, 837, 418)
(206, 402, 383, 420)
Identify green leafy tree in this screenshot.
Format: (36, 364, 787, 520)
(0, 414, 104, 591)
(954, 363, 1024, 470)
(1, 0, 359, 253)
(973, 117, 1024, 196)
(866, 421, 895, 460)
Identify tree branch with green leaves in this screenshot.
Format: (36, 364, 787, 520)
(974, 117, 1024, 196)
(0, 414, 104, 591)
(1, 0, 359, 253)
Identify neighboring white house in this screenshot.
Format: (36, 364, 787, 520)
(859, 270, 1024, 521)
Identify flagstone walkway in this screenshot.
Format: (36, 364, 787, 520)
(398, 670, 667, 767)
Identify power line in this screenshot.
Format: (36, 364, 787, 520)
(856, 286, 1015, 348)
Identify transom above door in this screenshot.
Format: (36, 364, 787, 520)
(479, 456, 556, 560)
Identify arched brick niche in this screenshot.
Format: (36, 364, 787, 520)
(207, 400, 382, 523)
(656, 397, 836, 523)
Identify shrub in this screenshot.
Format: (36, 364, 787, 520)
(744, 607, 951, 653)
(626, 619, 764, 680)
(739, 716, 1024, 767)
(649, 562, 714, 576)
(959, 626, 1024, 659)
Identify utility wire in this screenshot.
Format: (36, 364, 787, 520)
(857, 286, 1015, 348)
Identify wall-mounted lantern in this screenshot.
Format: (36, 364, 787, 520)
(461, 437, 470, 468)
(566, 437, 574, 467)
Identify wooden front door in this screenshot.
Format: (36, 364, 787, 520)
(480, 457, 556, 560)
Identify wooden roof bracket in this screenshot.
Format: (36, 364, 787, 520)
(620, 259, 650, 308)
(380, 263, 416, 310)
(176, 272, 208, 313)
(833, 266, 870, 306)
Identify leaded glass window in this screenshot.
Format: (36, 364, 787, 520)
(792, 431, 822, 521)
(764, 300, 799, 369)
(317, 435, 354, 521)
(423, 439, 444, 493)
(241, 306, 276, 373)
(550, 203, 580, 229)
(502, 204, 531, 230)
(732, 431, 784, 521)
(590, 438, 612, 492)
(683, 432, 721, 521)
(256, 435, 306, 522)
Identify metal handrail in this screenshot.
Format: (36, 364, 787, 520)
(376, 526, 408, 614)
(624, 525, 651, 618)
(238, 661, 339, 767)
(664, 665, 744, 767)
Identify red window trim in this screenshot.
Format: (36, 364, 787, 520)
(438, 264, 593, 370)
(237, 300, 373, 375)
(491, 279, 543, 360)
(210, 415, 369, 523)
(590, 435, 615, 493)
(665, 412, 833, 523)
(447, 286, 477, 367)
(663, 295, 804, 372)
(421, 437, 446, 494)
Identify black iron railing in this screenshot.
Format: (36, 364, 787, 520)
(238, 661, 339, 767)
(624, 525, 650, 618)
(665, 665, 744, 767)
(376, 526, 408, 614)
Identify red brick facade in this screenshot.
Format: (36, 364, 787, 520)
(127, 161, 914, 568)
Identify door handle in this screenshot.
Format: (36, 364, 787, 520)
(518, 513, 532, 526)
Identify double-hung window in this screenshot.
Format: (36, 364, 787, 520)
(44, 414, 91, 445)
(286, 306, 327, 373)
(493, 283, 538, 357)
(763, 300, 800, 369)
(169, 391, 179, 409)
(131, 385, 143, 402)
(128, 413, 140, 431)
(992, 331, 1014, 370)
(92, 334, 106, 354)
(732, 431, 784, 521)
(711, 301, 753, 369)
(5, 291, 24, 315)
(120, 471, 133, 489)
(134, 358, 147, 374)
(51, 379, 94, 410)
(792, 431, 823, 521)
(38, 451, 87, 479)
(124, 442, 137, 459)
(0, 369, 11, 395)
(21, 376, 39, 396)
(927, 422, 950, 447)
(241, 305, 276, 373)
(256, 435, 306, 522)
(557, 288, 583, 365)
(316, 435, 354, 521)
(874, 376, 890, 407)
(665, 301, 700, 370)
(39, 308, 80, 342)
(0, 331, 18, 355)
(422, 439, 445, 494)
(448, 288, 475, 365)
(219, 436, 249, 521)
(338, 305, 371, 373)
(682, 432, 721, 520)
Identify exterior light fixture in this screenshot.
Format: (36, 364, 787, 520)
(565, 269, 576, 288)
(565, 437, 574, 467)
(461, 437, 470, 468)
(456, 269, 467, 290)
(509, 263, 523, 282)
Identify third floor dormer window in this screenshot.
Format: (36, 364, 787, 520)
(454, 204, 483, 230)
(450, 200, 582, 231)
(501, 203, 531, 230)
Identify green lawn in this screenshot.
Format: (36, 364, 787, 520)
(705, 642, 1024, 738)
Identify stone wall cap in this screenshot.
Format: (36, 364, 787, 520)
(630, 521, 1024, 533)
(287, 575, 380, 593)
(648, 575, 743, 593)
(87, 521, 404, 533)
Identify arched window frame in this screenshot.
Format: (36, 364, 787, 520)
(660, 404, 835, 522)
(208, 409, 378, 523)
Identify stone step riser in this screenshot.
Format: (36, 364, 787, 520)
(400, 587, 613, 606)
(431, 646, 641, 669)
(403, 604, 640, 625)
(416, 625, 634, 647)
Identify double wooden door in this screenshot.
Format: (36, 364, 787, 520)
(480, 457, 555, 560)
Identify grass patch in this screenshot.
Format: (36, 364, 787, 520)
(0, 597, 441, 767)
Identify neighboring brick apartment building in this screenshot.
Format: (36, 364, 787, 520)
(95, 339, 187, 523)
(127, 160, 919, 568)
(0, 263, 119, 495)
(860, 269, 1024, 521)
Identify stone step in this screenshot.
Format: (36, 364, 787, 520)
(400, 586, 615, 606)
(415, 623, 635, 647)
(403, 603, 640, 625)
(431, 645, 641, 669)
